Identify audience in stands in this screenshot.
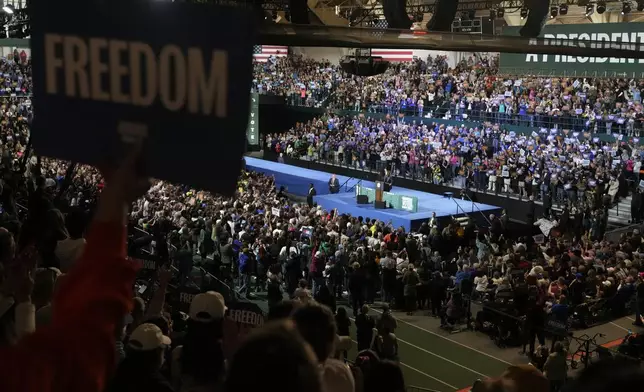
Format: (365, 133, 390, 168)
(266, 114, 637, 214)
(254, 53, 644, 135)
(0, 50, 642, 392)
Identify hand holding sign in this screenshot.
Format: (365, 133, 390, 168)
(30, 0, 256, 196)
(158, 266, 172, 285)
(96, 145, 151, 223)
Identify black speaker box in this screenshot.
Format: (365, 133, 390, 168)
(520, 0, 549, 37)
(375, 200, 387, 209)
(426, 0, 459, 32)
(288, 0, 310, 24)
(357, 195, 369, 204)
(382, 0, 412, 29)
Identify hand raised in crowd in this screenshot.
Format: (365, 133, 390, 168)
(1, 245, 38, 303)
(96, 144, 152, 223)
(158, 265, 173, 285)
(11, 246, 38, 304)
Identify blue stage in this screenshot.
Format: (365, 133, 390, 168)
(245, 156, 361, 196)
(245, 157, 501, 231)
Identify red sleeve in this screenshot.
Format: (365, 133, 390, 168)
(0, 221, 139, 392)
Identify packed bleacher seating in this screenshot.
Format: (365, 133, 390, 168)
(254, 53, 644, 135)
(266, 114, 639, 219)
(252, 56, 341, 107)
(1, 49, 644, 392)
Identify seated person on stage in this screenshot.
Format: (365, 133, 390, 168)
(328, 174, 340, 194)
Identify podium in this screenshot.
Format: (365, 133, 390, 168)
(375, 181, 384, 202)
(374, 181, 386, 209)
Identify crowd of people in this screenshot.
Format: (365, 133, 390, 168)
(252, 56, 341, 107)
(255, 53, 644, 135)
(0, 48, 643, 392)
(266, 113, 643, 224)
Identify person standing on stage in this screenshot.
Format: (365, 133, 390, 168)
(307, 183, 317, 208)
(328, 174, 340, 194)
(382, 168, 393, 192)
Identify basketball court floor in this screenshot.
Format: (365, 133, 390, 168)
(250, 295, 642, 392)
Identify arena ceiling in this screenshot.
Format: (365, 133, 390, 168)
(304, 0, 644, 26)
(260, 22, 644, 57)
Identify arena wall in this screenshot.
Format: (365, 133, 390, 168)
(500, 22, 644, 77)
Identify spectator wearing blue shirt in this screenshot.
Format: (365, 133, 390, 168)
(454, 266, 471, 286)
(237, 248, 253, 297)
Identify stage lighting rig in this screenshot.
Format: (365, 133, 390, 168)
(596, 1, 606, 13)
(622, 1, 631, 14)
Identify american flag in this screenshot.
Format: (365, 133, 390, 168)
(253, 45, 289, 62)
(371, 49, 415, 62)
(370, 19, 414, 62)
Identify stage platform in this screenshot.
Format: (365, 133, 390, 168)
(314, 189, 501, 231)
(245, 156, 361, 196)
(245, 157, 501, 231)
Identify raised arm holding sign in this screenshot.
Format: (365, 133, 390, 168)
(30, 0, 256, 196)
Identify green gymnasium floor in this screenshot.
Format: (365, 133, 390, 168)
(251, 296, 644, 392)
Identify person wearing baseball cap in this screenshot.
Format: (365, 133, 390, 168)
(171, 291, 226, 391)
(105, 323, 173, 392)
(188, 291, 227, 322)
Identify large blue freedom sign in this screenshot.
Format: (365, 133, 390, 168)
(30, 1, 256, 196)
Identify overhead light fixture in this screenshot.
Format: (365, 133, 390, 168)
(520, 7, 528, 19)
(559, 4, 568, 15)
(586, 3, 594, 15)
(497, 7, 505, 17)
(2, 4, 13, 14)
(597, 1, 606, 14)
(622, 2, 632, 14)
(550, 5, 558, 18)
(638, 0, 644, 11)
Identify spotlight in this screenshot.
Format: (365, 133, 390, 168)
(520, 7, 528, 19)
(638, 1, 644, 11)
(597, 1, 606, 13)
(559, 4, 568, 15)
(622, 2, 631, 14)
(497, 7, 505, 17)
(550, 5, 558, 18)
(2, 4, 13, 14)
(586, 3, 594, 15)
